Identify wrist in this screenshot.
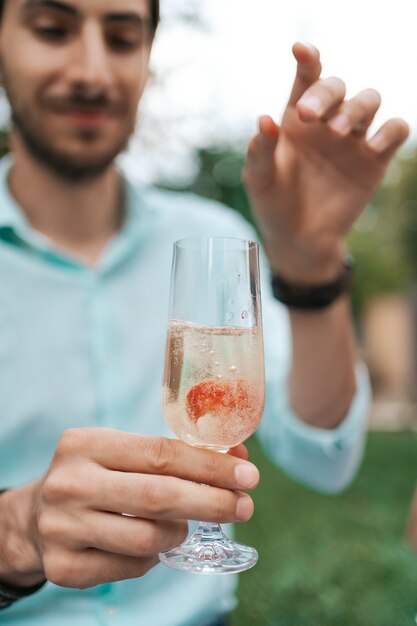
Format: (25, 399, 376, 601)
(264, 238, 347, 284)
(0, 483, 45, 588)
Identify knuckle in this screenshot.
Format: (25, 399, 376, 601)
(42, 472, 69, 504)
(202, 454, 221, 486)
(139, 478, 169, 516)
(145, 437, 177, 475)
(55, 428, 89, 458)
(38, 510, 82, 549)
(43, 550, 76, 588)
(42, 468, 89, 505)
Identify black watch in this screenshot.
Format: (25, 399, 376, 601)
(271, 257, 354, 310)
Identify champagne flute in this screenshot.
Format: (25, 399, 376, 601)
(159, 237, 265, 574)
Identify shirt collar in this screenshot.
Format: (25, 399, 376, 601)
(0, 153, 163, 273)
(0, 153, 158, 242)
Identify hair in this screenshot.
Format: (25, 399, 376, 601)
(0, 1, 160, 31)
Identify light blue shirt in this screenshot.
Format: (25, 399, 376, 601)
(0, 155, 370, 625)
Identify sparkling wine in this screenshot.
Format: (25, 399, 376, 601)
(163, 320, 265, 451)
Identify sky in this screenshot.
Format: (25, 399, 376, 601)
(123, 0, 417, 183)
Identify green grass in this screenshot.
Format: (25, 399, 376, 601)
(232, 432, 417, 626)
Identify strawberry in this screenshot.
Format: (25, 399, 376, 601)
(186, 379, 251, 423)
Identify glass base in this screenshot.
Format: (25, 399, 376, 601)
(159, 523, 258, 574)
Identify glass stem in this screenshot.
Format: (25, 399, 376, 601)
(193, 521, 227, 542)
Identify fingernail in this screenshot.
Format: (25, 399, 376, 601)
(236, 495, 254, 522)
(235, 463, 259, 489)
(368, 133, 388, 153)
(298, 41, 317, 52)
(298, 95, 322, 114)
(328, 114, 350, 136)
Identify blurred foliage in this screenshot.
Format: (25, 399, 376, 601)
(347, 171, 413, 320)
(232, 433, 417, 626)
(158, 147, 255, 230)
(160, 145, 417, 322)
(397, 148, 417, 278)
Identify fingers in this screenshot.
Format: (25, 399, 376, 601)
(90, 472, 255, 523)
(327, 88, 381, 137)
(297, 76, 346, 122)
(43, 547, 160, 588)
(367, 117, 410, 159)
(78, 513, 189, 557)
(288, 42, 322, 107)
(40, 506, 189, 556)
(56, 429, 259, 489)
(292, 75, 409, 157)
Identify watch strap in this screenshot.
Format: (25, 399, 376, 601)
(0, 579, 46, 610)
(271, 257, 354, 310)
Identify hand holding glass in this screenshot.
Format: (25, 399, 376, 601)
(159, 237, 265, 574)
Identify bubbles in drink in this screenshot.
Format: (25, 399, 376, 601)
(163, 320, 265, 449)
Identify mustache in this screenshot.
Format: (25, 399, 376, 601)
(43, 92, 127, 115)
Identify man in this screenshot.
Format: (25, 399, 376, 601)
(0, 0, 409, 624)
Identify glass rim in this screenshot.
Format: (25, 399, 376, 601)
(174, 237, 259, 251)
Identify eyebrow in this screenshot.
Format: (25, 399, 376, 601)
(22, 0, 152, 26)
(23, 0, 78, 16)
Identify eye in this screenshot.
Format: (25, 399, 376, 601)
(107, 36, 139, 51)
(34, 24, 68, 40)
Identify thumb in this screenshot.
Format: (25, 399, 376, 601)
(243, 116, 279, 194)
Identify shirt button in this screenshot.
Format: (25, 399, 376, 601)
(105, 605, 118, 619)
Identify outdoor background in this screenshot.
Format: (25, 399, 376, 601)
(2, 1, 417, 624)
(134, 3, 417, 624)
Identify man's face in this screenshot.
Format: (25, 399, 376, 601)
(0, 0, 154, 181)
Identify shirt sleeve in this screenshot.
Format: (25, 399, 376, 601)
(256, 361, 370, 494)
(256, 248, 370, 494)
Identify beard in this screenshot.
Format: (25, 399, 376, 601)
(1, 64, 137, 183)
(11, 106, 133, 183)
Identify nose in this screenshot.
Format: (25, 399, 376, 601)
(66, 21, 113, 94)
